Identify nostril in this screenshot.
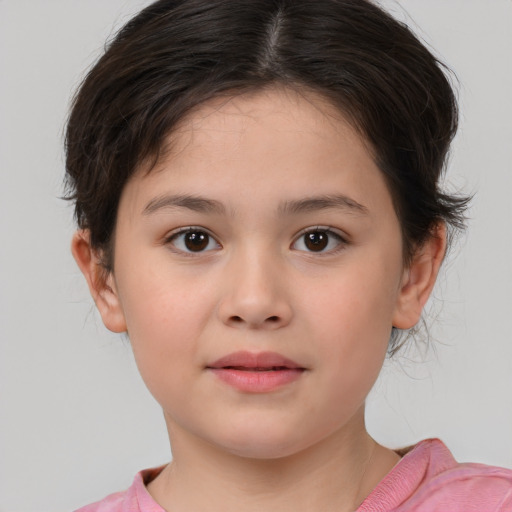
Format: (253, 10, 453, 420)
(228, 315, 281, 325)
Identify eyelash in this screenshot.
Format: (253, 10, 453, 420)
(164, 227, 221, 255)
(291, 226, 348, 255)
(164, 226, 348, 255)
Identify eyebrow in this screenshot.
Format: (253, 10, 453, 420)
(278, 195, 369, 216)
(142, 193, 368, 217)
(142, 194, 226, 216)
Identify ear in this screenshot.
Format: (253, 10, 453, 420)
(71, 230, 127, 333)
(392, 223, 446, 329)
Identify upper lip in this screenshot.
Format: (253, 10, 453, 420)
(207, 351, 304, 370)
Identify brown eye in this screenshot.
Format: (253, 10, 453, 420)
(185, 231, 209, 251)
(304, 232, 328, 251)
(292, 228, 345, 254)
(169, 229, 220, 253)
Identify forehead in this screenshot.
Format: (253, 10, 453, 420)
(166, 87, 370, 167)
(121, 86, 393, 223)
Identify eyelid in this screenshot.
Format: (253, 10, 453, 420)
(164, 226, 222, 254)
(291, 225, 349, 254)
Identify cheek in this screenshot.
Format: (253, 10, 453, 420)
(302, 259, 400, 391)
(306, 261, 399, 341)
(119, 257, 212, 333)
(115, 270, 211, 389)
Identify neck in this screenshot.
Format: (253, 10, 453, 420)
(148, 412, 400, 512)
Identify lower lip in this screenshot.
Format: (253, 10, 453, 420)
(208, 368, 304, 393)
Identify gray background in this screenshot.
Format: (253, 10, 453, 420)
(1, 1, 511, 510)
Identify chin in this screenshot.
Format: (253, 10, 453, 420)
(224, 440, 304, 460)
(209, 423, 320, 461)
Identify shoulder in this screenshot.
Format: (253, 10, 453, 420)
(405, 456, 512, 511)
(403, 467, 512, 512)
(74, 467, 166, 512)
(74, 489, 127, 512)
(359, 439, 512, 512)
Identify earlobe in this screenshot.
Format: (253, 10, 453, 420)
(392, 223, 447, 329)
(71, 230, 127, 333)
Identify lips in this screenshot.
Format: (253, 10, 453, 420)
(207, 351, 304, 371)
(206, 351, 306, 393)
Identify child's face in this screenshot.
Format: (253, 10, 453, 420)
(96, 88, 418, 458)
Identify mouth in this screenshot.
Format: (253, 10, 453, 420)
(207, 351, 305, 371)
(206, 351, 306, 393)
(220, 366, 297, 371)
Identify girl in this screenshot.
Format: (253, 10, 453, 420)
(66, 0, 512, 510)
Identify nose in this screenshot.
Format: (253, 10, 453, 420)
(217, 248, 293, 330)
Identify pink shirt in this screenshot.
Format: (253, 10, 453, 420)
(75, 439, 512, 511)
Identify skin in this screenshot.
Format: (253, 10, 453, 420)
(73, 87, 445, 512)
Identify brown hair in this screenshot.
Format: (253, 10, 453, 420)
(65, 0, 469, 283)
